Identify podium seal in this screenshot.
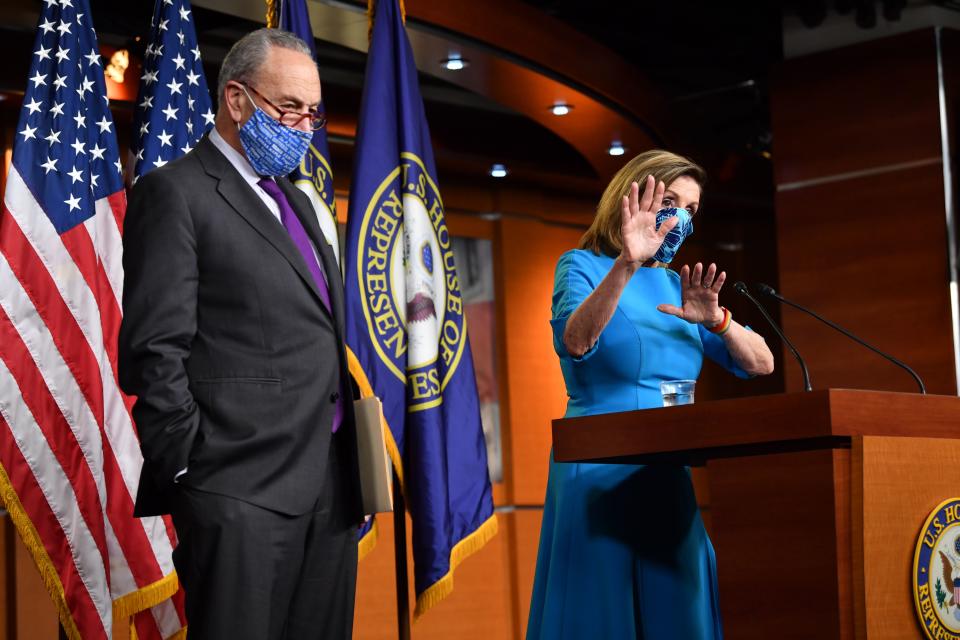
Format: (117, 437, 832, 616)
(914, 498, 960, 639)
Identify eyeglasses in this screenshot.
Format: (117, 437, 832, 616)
(241, 83, 327, 131)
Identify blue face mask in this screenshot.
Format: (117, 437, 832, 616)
(237, 88, 313, 177)
(653, 207, 694, 264)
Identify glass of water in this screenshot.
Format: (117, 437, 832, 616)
(660, 379, 696, 406)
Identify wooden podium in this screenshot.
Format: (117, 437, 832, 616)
(552, 389, 960, 640)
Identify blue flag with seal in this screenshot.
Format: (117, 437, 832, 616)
(277, 0, 340, 263)
(343, 0, 497, 617)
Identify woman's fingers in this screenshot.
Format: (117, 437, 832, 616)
(657, 215, 679, 239)
(637, 175, 655, 214)
(712, 270, 727, 293)
(679, 263, 691, 288)
(650, 179, 665, 213)
(701, 263, 717, 288)
(656, 303, 684, 319)
(690, 262, 703, 287)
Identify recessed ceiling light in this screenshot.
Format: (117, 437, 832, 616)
(550, 102, 573, 116)
(441, 55, 468, 71)
(489, 163, 507, 178)
(608, 141, 625, 156)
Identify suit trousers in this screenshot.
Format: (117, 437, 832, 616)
(170, 437, 357, 640)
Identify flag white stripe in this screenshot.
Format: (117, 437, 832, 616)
(85, 199, 124, 308)
(6, 170, 143, 501)
(0, 251, 108, 509)
(89, 199, 178, 572)
(4, 169, 108, 399)
(0, 357, 112, 634)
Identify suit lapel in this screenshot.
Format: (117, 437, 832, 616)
(279, 177, 345, 328)
(195, 137, 331, 316)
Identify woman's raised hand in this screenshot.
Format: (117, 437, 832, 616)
(619, 175, 676, 265)
(657, 263, 726, 326)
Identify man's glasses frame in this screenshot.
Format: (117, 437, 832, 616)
(241, 82, 327, 131)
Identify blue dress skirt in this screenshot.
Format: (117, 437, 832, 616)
(526, 250, 749, 640)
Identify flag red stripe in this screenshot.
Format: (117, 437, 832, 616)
(0, 411, 109, 640)
(59, 224, 123, 380)
(1, 212, 167, 587)
(0, 307, 109, 562)
(0, 215, 106, 434)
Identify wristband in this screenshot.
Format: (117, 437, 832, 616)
(707, 306, 732, 335)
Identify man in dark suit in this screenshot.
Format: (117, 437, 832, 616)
(119, 28, 361, 639)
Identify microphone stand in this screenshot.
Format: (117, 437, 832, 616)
(733, 281, 813, 391)
(756, 283, 926, 395)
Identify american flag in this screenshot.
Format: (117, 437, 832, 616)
(0, 1, 184, 639)
(131, 0, 213, 181)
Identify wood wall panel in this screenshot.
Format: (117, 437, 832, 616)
(772, 27, 957, 396)
(509, 510, 543, 640)
(496, 217, 584, 506)
(708, 449, 849, 640)
(771, 29, 941, 185)
(354, 512, 514, 640)
(776, 165, 955, 393)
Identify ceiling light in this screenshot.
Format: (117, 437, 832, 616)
(441, 55, 468, 71)
(489, 163, 507, 178)
(550, 102, 573, 116)
(608, 141, 625, 156)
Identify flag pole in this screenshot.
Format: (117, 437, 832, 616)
(392, 473, 411, 640)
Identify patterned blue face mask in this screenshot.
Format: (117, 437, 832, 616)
(237, 88, 313, 177)
(653, 207, 694, 264)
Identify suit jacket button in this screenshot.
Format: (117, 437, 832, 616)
(330, 391, 340, 403)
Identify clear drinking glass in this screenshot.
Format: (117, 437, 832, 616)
(660, 379, 696, 407)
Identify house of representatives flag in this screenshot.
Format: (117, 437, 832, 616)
(0, 1, 184, 638)
(276, 0, 341, 263)
(131, 0, 213, 181)
(343, 0, 497, 617)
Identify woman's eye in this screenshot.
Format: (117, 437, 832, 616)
(662, 199, 673, 207)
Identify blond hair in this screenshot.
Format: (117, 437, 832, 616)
(579, 150, 706, 258)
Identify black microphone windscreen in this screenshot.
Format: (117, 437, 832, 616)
(756, 283, 777, 297)
(733, 281, 748, 294)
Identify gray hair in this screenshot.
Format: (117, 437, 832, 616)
(216, 28, 313, 105)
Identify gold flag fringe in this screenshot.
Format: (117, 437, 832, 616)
(366, 0, 406, 42)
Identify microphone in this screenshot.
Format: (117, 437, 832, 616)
(733, 281, 813, 391)
(755, 283, 926, 394)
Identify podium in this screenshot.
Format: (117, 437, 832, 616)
(552, 389, 960, 640)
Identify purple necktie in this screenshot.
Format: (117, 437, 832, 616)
(258, 178, 342, 432)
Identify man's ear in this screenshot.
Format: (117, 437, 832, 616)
(223, 82, 245, 124)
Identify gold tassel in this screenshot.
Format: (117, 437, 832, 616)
(265, 0, 279, 28)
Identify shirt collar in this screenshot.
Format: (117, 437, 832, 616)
(209, 126, 268, 189)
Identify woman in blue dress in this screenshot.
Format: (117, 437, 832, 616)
(527, 150, 775, 639)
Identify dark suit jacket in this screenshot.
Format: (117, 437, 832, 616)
(119, 135, 361, 520)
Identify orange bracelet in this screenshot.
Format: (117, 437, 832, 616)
(707, 306, 732, 335)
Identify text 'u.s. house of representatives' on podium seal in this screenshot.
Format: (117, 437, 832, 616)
(914, 498, 960, 639)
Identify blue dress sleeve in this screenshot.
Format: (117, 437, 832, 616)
(549, 250, 600, 361)
(697, 323, 752, 379)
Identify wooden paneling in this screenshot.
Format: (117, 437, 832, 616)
(354, 511, 513, 640)
(771, 29, 941, 185)
(771, 27, 957, 396)
(504, 510, 542, 640)
(852, 435, 960, 640)
(495, 216, 583, 506)
(776, 165, 955, 394)
(708, 449, 849, 640)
